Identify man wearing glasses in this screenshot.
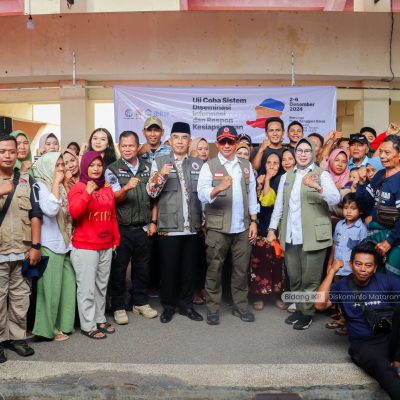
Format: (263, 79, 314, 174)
(198, 126, 259, 325)
(146, 122, 204, 324)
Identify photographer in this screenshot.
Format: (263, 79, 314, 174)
(315, 242, 400, 400)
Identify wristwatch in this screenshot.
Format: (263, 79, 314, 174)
(150, 220, 158, 226)
(31, 243, 41, 250)
(250, 218, 259, 224)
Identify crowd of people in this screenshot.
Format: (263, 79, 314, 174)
(0, 115, 400, 398)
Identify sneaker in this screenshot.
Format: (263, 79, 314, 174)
(7, 340, 34, 357)
(0, 345, 6, 363)
(132, 304, 158, 319)
(293, 315, 313, 330)
(285, 311, 303, 325)
(114, 309, 129, 325)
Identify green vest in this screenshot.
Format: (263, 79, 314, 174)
(155, 153, 203, 233)
(279, 166, 332, 252)
(107, 158, 152, 226)
(205, 156, 250, 234)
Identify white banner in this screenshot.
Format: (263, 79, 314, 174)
(114, 86, 336, 143)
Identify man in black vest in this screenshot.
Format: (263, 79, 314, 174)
(105, 131, 158, 325)
(146, 122, 204, 324)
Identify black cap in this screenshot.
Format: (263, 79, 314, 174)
(171, 122, 191, 135)
(349, 134, 368, 146)
(360, 126, 377, 138)
(216, 126, 238, 141)
(237, 133, 252, 145)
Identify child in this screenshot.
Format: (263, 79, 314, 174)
(326, 193, 368, 335)
(348, 167, 359, 192)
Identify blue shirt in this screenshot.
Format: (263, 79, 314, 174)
(348, 155, 369, 171)
(333, 218, 368, 276)
(330, 273, 400, 344)
(140, 143, 171, 163)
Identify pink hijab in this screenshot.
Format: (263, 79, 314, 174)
(327, 148, 350, 189)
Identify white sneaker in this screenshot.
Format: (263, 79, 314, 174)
(132, 304, 158, 319)
(114, 309, 129, 325)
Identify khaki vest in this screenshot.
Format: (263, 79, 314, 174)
(107, 158, 152, 226)
(279, 166, 332, 252)
(205, 156, 250, 234)
(0, 171, 34, 254)
(155, 153, 203, 232)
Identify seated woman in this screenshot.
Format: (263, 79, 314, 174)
(356, 135, 400, 277)
(68, 151, 120, 339)
(250, 152, 285, 311)
(32, 152, 75, 341)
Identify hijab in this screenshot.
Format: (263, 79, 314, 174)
(367, 157, 384, 171)
(10, 130, 32, 170)
(79, 151, 105, 188)
(294, 137, 316, 170)
(63, 148, 80, 179)
(265, 151, 285, 193)
(38, 133, 59, 154)
(189, 137, 208, 157)
(327, 148, 350, 189)
(32, 152, 72, 246)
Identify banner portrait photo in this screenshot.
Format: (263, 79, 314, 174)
(114, 86, 337, 143)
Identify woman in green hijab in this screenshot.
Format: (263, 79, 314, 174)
(10, 130, 32, 172)
(32, 152, 76, 341)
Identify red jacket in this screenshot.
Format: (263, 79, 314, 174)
(68, 182, 120, 250)
(370, 131, 387, 150)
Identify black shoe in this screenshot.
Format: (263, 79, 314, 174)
(285, 311, 303, 325)
(206, 312, 220, 325)
(0, 345, 6, 363)
(232, 307, 255, 322)
(179, 307, 203, 321)
(160, 309, 175, 323)
(7, 340, 34, 357)
(293, 315, 313, 330)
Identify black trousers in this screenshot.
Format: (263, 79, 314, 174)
(348, 308, 400, 400)
(158, 234, 199, 311)
(109, 226, 151, 310)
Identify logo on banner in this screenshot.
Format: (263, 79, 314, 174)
(246, 98, 285, 129)
(125, 108, 134, 118)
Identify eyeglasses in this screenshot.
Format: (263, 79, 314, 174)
(218, 138, 236, 145)
(295, 149, 312, 155)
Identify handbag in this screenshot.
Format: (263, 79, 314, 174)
(375, 179, 400, 227)
(348, 277, 394, 334)
(21, 256, 49, 279)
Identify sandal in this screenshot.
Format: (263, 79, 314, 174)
(53, 331, 69, 342)
(329, 311, 341, 320)
(97, 322, 115, 334)
(253, 301, 264, 311)
(334, 326, 348, 336)
(325, 321, 345, 330)
(81, 329, 106, 340)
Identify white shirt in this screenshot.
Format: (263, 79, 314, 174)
(37, 182, 71, 254)
(269, 164, 340, 244)
(197, 153, 260, 234)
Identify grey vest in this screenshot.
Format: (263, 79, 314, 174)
(279, 166, 332, 252)
(107, 158, 152, 226)
(155, 153, 203, 232)
(205, 156, 250, 234)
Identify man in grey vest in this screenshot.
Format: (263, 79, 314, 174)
(267, 137, 340, 330)
(105, 131, 158, 325)
(146, 122, 204, 324)
(197, 126, 259, 325)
